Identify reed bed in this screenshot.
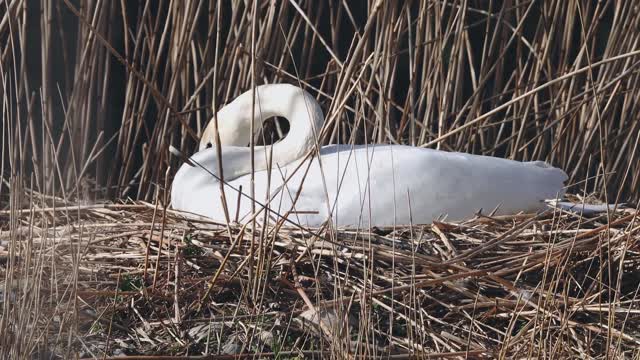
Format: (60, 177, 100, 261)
(1, 195, 639, 358)
(2, 0, 640, 358)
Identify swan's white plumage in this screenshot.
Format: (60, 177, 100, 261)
(171, 84, 568, 227)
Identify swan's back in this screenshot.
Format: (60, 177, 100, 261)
(275, 145, 567, 227)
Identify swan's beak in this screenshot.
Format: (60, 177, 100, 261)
(199, 120, 222, 151)
(169, 145, 195, 167)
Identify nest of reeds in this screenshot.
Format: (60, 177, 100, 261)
(1, 193, 638, 358)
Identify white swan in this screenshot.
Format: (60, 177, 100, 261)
(171, 84, 568, 227)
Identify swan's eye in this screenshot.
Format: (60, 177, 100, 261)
(206, 142, 212, 149)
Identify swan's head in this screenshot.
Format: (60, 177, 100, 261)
(199, 98, 252, 151)
(199, 84, 324, 152)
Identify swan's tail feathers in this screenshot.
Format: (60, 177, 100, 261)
(555, 168, 569, 198)
(537, 164, 569, 200)
(546, 200, 625, 216)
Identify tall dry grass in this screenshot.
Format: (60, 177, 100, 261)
(1, 0, 640, 358)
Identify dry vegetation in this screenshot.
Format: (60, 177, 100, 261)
(1, 0, 639, 358)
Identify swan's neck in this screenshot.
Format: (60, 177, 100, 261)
(206, 84, 324, 181)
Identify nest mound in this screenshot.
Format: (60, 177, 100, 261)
(1, 199, 639, 358)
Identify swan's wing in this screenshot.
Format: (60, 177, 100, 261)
(300, 145, 568, 227)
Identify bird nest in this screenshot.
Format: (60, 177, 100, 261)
(1, 198, 639, 359)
